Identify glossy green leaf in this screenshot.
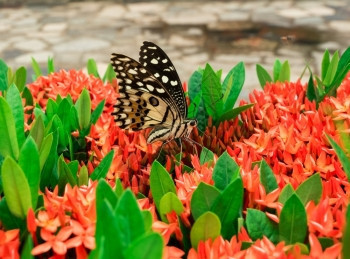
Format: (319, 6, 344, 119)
(321, 49, 330, 81)
(47, 57, 55, 74)
(22, 87, 33, 114)
(323, 50, 339, 86)
(96, 179, 117, 209)
(188, 70, 203, 101)
(212, 151, 240, 191)
(326, 134, 350, 180)
(68, 160, 79, 181)
(142, 210, 153, 233)
(246, 208, 278, 243)
(222, 62, 245, 111)
(18, 137, 40, 209)
(159, 192, 184, 220)
(103, 64, 116, 83)
(342, 206, 350, 259)
(14, 66, 26, 92)
(39, 133, 53, 171)
(278, 60, 290, 82)
(211, 178, 243, 239)
(217, 103, 254, 123)
(69, 106, 79, 131)
(200, 147, 214, 165)
(0, 59, 8, 91)
(306, 73, 316, 102)
(1, 157, 32, 218)
(330, 47, 350, 90)
(260, 159, 278, 194)
(115, 178, 124, 198)
(57, 98, 72, 133)
(31, 58, 42, 79)
(0, 198, 26, 230)
(75, 88, 91, 130)
(191, 182, 220, 220)
(29, 115, 45, 149)
(295, 173, 322, 205)
(278, 183, 295, 204)
(190, 212, 221, 249)
(202, 64, 224, 119)
(124, 233, 163, 259)
(256, 64, 272, 88)
(46, 98, 58, 121)
(40, 130, 58, 191)
(57, 155, 77, 195)
(90, 150, 114, 180)
(91, 99, 105, 124)
(22, 235, 34, 259)
(0, 97, 19, 159)
(273, 59, 281, 82)
(87, 59, 101, 78)
(6, 83, 25, 148)
(279, 194, 307, 244)
(78, 165, 89, 186)
(188, 91, 202, 119)
(51, 115, 67, 148)
(150, 161, 176, 210)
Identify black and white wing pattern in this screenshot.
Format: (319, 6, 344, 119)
(139, 41, 187, 118)
(110, 53, 182, 131)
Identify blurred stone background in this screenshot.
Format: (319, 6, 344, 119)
(0, 0, 350, 100)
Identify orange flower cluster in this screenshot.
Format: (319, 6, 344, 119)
(0, 229, 20, 259)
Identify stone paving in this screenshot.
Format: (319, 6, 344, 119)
(1, 0, 350, 100)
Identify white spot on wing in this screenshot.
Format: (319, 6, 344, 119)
(162, 76, 169, 83)
(170, 81, 178, 86)
(128, 69, 137, 75)
(146, 84, 154, 91)
(140, 68, 147, 73)
(162, 59, 168, 63)
(136, 81, 144, 86)
(125, 79, 132, 84)
(156, 88, 165, 93)
(151, 58, 158, 64)
(148, 46, 157, 49)
(154, 73, 160, 78)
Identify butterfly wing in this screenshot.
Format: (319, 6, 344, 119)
(110, 54, 182, 131)
(139, 41, 187, 118)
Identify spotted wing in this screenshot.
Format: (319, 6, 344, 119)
(111, 54, 181, 131)
(139, 41, 187, 118)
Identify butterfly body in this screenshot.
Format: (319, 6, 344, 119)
(111, 41, 197, 144)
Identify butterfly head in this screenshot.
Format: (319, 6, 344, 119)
(183, 119, 197, 138)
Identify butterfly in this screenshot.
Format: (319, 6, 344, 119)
(110, 41, 197, 144)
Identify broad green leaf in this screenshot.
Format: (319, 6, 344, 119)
(323, 50, 339, 86)
(57, 155, 77, 195)
(343, 206, 350, 259)
(188, 70, 203, 101)
(273, 59, 282, 82)
(296, 173, 322, 205)
(326, 134, 350, 180)
(278, 183, 294, 204)
(279, 194, 307, 244)
(31, 58, 42, 79)
(1, 157, 32, 218)
(190, 212, 221, 249)
(39, 133, 53, 171)
(212, 151, 240, 191)
(278, 60, 290, 82)
(142, 210, 153, 233)
(14, 66, 26, 92)
(40, 130, 58, 191)
(29, 115, 45, 149)
(124, 233, 163, 259)
(0, 97, 19, 159)
(202, 64, 224, 120)
(188, 91, 202, 119)
(21, 235, 34, 259)
(96, 179, 117, 209)
(246, 208, 279, 243)
(211, 178, 243, 239)
(256, 64, 272, 88)
(47, 57, 55, 74)
(90, 150, 114, 180)
(115, 189, 145, 249)
(87, 59, 100, 78)
(217, 103, 254, 123)
(306, 73, 316, 102)
(68, 160, 79, 181)
(0, 198, 25, 231)
(91, 99, 105, 124)
(200, 147, 214, 165)
(115, 178, 124, 198)
(103, 64, 116, 83)
(6, 84, 25, 148)
(78, 165, 89, 186)
(191, 182, 220, 220)
(69, 106, 79, 131)
(18, 137, 40, 209)
(150, 161, 176, 210)
(159, 192, 184, 220)
(22, 87, 33, 114)
(330, 47, 350, 90)
(0, 59, 8, 91)
(222, 62, 245, 111)
(57, 98, 73, 134)
(321, 49, 330, 81)
(260, 159, 278, 194)
(46, 98, 58, 121)
(75, 88, 91, 130)
(51, 115, 67, 148)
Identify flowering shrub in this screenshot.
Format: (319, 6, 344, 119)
(0, 49, 350, 259)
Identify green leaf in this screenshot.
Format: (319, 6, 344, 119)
(190, 212, 221, 249)
(115, 178, 124, 198)
(47, 57, 55, 74)
(306, 73, 317, 102)
(159, 192, 184, 220)
(256, 64, 272, 88)
(217, 103, 254, 123)
(1, 156, 32, 218)
(295, 173, 322, 206)
(46, 98, 58, 121)
(319, 237, 334, 251)
(57, 155, 77, 195)
(326, 134, 350, 180)
(51, 115, 67, 148)
(150, 161, 176, 211)
(15, 66, 26, 92)
(278, 60, 290, 82)
(0, 97, 19, 159)
(90, 150, 114, 180)
(211, 178, 243, 239)
(330, 47, 350, 90)
(278, 183, 295, 204)
(31, 58, 42, 79)
(68, 160, 79, 179)
(343, 206, 350, 259)
(321, 49, 330, 81)
(273, 59, 282, 82)
(202, 64, 224, 120)
(57, 98, 73, 134)
(0, 198, 26, 230)
(323, 50, 339, 86)
(212, 151, 240, 191)
(124, 233, 163, 259)
(279, 194, 307, 244)
(40, 130, 58, 191)
(75, 88, 91, 130)
(0, 59, 8, 91)
(87, 59, 101, 78)
(78, 165, 89, 186)
(18, 137, 40, 209)
(246, 209, 279, 243)
(91, 99, 105, 124)
(191, 182, 220, 220)
(188, 91, 202, 119)
(96, 179, 118, 209)
(188, 70, 203, 101)
(260, 159, 278, 194)
(200, 147, 214, 165)
(29, 115, 45, 149)
(6, 84, 25, 148)
(103, 64, 116, 83)
(22, 87, 33, 114)
(21, 235, 34, 259)
(222, 62, 245, 111)
(39, 133, 53, 172)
